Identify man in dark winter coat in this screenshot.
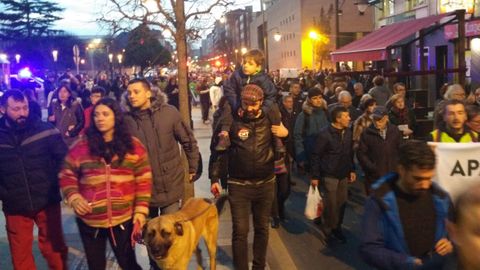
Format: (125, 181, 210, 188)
(357, 106, 402, 194)
(0, 90, 68, 269)
(124, 78, 200, 270)
(311, 106, 356, 244)
(360, 140, 453, 270)
(210, 84, 288, 270)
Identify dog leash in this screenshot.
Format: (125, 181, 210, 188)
(177, 199, 216, 223)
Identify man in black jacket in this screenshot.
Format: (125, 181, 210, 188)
(210, 84, 288, 270)
(124, 78, 200, 270)
(357, 106, 402, 195)
(0, 90, 68, 269)
(311, 106, 356, 245)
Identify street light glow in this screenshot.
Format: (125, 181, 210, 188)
(15, 54, 21, 64)
(108, 53, 113, 63)
(117, 54, 123, 64)
(80, 59, 85, 64)
(0, 54, 7, 61)
(52, 50, 58, 62)
(309, 31, 319, 40)
(273, 32, 282, 42)
(241, 47, 247, 55)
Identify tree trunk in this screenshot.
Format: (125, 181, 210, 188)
(174, 1, 189, 125)
(174, 0, 195, 200)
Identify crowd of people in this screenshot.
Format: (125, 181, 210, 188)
(1, 48, 480, 270)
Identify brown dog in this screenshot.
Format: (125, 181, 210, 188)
(143, 197, 221, 270)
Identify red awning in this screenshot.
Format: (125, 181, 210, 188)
(331, 14, 447, 62)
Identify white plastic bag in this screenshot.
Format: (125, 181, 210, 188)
(304, 185, 323, 220)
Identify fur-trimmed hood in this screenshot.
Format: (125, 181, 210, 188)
(122, 90, 169, 113)
(302, 99, 327, 115)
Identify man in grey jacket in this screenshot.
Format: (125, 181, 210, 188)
(124, 78, 200, 270)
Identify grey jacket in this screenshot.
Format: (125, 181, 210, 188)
(124, 93, 200, 207)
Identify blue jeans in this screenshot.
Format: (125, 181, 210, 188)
(228, 180, 275, 270)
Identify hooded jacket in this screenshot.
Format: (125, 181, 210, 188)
(293, 100, 329, 163)
(0, 116, 67, 214)
(359, 173, 451, 270)
(124, 92, 199, 207)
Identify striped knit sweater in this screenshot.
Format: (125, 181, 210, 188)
(60, 136, 152, 228)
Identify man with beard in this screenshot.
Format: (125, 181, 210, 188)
(359, 140, 453, 269)
(429, 99, 478, 142)
(0, 90, 69, 269)
(210, 84, 288, 270)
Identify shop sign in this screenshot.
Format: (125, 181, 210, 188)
(440, 0, 475, 14)
(444, 20, 480, 39)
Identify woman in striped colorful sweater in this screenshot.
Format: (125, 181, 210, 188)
(59, 97, 152, 270)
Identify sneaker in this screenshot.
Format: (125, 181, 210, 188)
(215, 134, 231, 151)
(332, 228, 347, 243)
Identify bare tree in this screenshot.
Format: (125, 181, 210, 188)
(98, 0, 231, 199)
(98, 0, 231, 124)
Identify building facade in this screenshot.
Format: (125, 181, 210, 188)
(249, 0, 374, 71)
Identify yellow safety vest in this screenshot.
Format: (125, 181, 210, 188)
(430, 129, 478, 143)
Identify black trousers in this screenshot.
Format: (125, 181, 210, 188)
(76, 218, 141, 270)
(272, 157, 291, 219)
(228, 180, 275, 270)
(200, 94, 210, 121)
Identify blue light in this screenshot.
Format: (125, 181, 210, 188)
(18, 67, 32, 78)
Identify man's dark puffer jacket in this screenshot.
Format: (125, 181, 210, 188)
(0, 117, 67, 214)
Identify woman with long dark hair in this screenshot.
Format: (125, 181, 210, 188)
(59, 98, 152, 270)
(48, 84, 84, 146)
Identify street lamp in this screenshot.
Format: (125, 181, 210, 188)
(117, 54, 123, 74)
(273, 31, 282, 42)
(52, 50, 58, 62)
(52, 50, 58, 75)
(108, 53, 114, 79)
(241, 47, 247, 55)
(309, 31, 319, 70)
(117, 54, 123, 64)
(15, 54, 21, 64)
(309, 31, 319, 40)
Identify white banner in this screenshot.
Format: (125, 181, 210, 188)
(430, 142, 480, 201)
